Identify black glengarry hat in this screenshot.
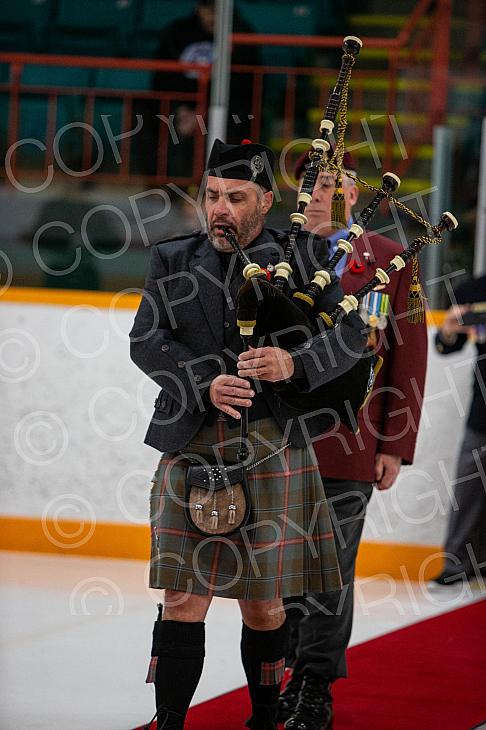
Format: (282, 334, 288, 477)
(206, 138, 276, 191)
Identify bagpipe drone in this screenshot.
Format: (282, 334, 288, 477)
(222, 36, 458, 462)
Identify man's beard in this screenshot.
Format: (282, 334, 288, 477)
(207, 208, 265, 251)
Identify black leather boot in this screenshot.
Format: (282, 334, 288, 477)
(284, 672, 333, 730)
(141, 706, 185, 730)
(277, 672, 303, 723)
(245, 702, 278, 729)
(156, 706, 185, 729)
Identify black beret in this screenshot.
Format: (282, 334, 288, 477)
(206, 138, 276, 191)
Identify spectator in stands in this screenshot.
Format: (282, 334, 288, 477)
(138, 0, 259, 179)
(279, 149, 428, 730)
(431, 274, 486, 585)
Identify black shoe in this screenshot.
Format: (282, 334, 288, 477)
(277, 672, 303, 723)
(245, 702, 278, 729)
(284, 672, 332, 730)
(155, 706, 185, 729)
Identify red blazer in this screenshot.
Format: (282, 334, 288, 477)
(313, 231, 428, 483)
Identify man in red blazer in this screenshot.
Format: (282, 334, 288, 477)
(280, 151, 428, 730)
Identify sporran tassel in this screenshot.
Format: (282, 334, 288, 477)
(407, 257, 426, 323)
(331, 170, 347, 228)
(210, 510, 219, 530)
(228, 504, 236, 525)
(194, 489, 203, 524)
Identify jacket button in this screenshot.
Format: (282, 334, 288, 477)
(177, 361, 186, 368)
(224, 321, 231, 328)
(194, 374, 202, 383)
(303, 341, 312, 349)
(161, 344, 169, 352)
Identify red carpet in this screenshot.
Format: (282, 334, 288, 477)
(137, 600, 486, 730)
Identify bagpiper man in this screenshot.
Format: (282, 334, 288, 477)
(129, 138, 366, 730)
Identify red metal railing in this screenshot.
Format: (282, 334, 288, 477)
(0, 0, 458, 188)
(0, 54, 211, 186)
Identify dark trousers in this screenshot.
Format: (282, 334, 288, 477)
(442, 426, 486, 576)
(284, 479, 373, 681)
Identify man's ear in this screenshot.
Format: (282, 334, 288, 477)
(261, 190, 274, 214)
(348, 183, 359, 207)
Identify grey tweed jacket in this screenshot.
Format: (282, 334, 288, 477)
(129, 227, 366, 451)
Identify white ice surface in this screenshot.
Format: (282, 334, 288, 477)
(1, 552, 484, 730)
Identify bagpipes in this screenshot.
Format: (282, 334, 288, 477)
(223, 36, 458, 458)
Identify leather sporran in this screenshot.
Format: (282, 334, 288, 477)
(184, 460, 251, 537)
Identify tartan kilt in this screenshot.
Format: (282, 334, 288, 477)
(148, 415, 342, 600)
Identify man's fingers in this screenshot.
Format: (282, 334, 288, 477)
(218, 404, 241, 419)
(237, 360, 267, 374)
(376, 475, 394, 490)
(225, 386, 254, 398)
(374, 460, 384, 483)
(239, 347, 267, 361)
(237, 363, 259, 373)
(237, 367, 266, 380)
(222, 374, 252, 388)
(212, 382, 254, 414)
(222, 397, 253, 408)
(209, 372, 254, 413)
(238, 357, 263, 370)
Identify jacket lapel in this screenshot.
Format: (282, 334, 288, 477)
(189, 238, 225, 350)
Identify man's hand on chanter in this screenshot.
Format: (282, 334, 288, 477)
(209, 374, 255, 419)
(237, 346, 295, 383)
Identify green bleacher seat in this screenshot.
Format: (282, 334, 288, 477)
(46, 26, 123, 57)
(2, 0, 51, 27)
(235, 1, 318, 141)
(92, 69, 153, 172)
(53, 0, 137, 54)
(18, 66, 92, 166)
(0, 24, 35, 53)
(0, 0, 51, 52)
(55, 0, 136, 29)
(237, 1, 317, 66)
(127, 32, 157, 59)
(15, 96, 86, 170)
(139, 0, 194, 31)
(235, 0, 339, 31)
(21, 65, 93, 88)
(95, 69, 152, 91)
(129, 0, 194, 58)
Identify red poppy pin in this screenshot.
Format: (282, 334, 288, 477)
(349, 258, 366, 274)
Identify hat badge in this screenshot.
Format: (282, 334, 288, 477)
(250, 154, 264, 175)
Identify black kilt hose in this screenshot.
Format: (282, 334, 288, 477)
(149, 416, 342, 600)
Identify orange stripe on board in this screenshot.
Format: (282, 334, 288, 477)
(0, 515, 150, 560)
(0, 286, 142, 309)
(356, 540, 445, 581)
(1, 286, 446, 324)
(0, 515, 445, 580)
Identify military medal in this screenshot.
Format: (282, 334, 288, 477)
(360, 291, 390, 329)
